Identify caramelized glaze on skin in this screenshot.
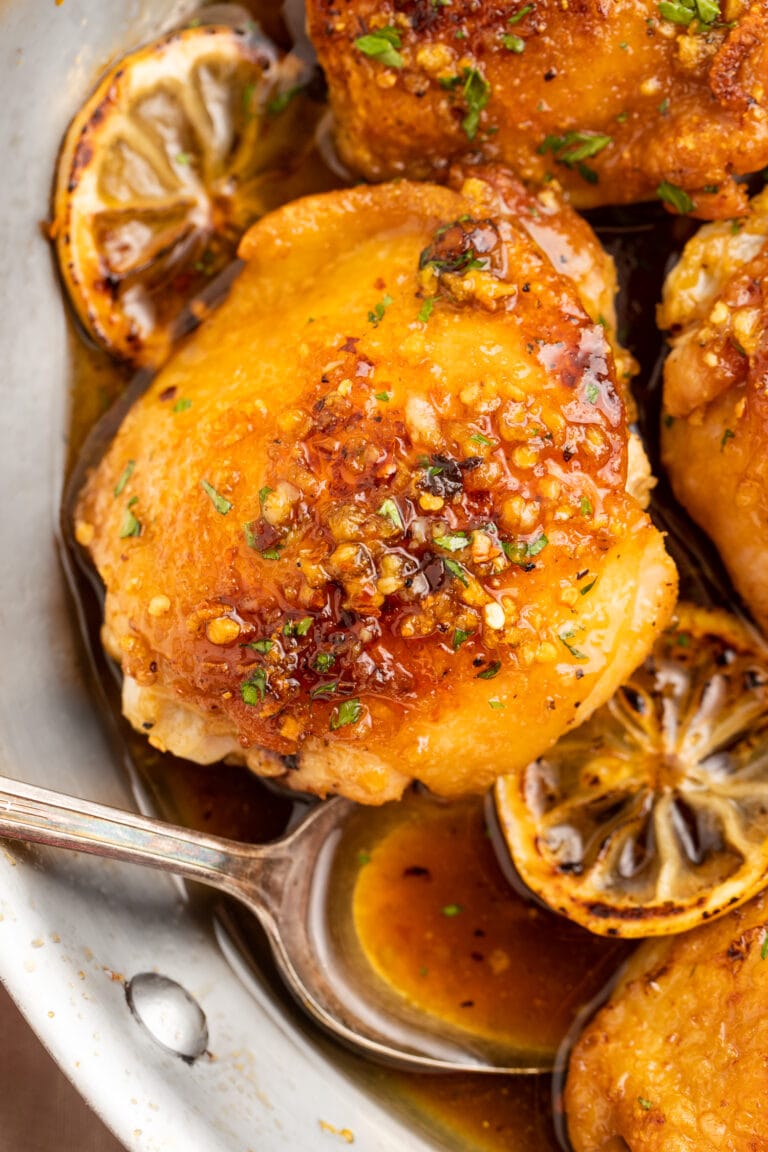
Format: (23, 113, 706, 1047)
(566, 891, 768, 1152)
(76, 170, 676, 803)
(661, 188, 768, 633)
(307, 0, 768, 216)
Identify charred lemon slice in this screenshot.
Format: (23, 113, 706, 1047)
(52, 23, 323, 366)
(495, 603, 768, 937)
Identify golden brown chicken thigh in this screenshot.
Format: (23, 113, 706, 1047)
(75, 168, 676, 804)
(307, 0, 768, 215)
(661, 187, 768, 634)
(566, 890, 768, 1151)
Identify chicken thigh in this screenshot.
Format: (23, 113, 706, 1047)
(75, 168, 676, 803)
(661, 187, 768, 634)
(308, 0, 768, 215)
(566, 890, 768, 1151)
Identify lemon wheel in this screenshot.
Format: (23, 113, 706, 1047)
(52, 23, 322, 366)
(495, 604, 768, 936)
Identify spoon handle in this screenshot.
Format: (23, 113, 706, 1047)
(0, 772, 264, 896)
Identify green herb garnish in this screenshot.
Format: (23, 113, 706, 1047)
(637, 1097, 653, 1111)
(114, 460, 135, 498)
(241, 667, 268, 705)
(267, 85, 303, 116)
(444, 557, 469, 586)
(580, 496, 593, 516)
(657, 181, 695, 214)
(721, 428, 735, 450)
(434, 531, 468, 552)
(470, 431, 493, 446)
(173, 397, 192, 413)
(418, 296, 436, 323)
(258, 485, 273, 505)
(354, 27, 403, 69)
(311, 681, 339, 699)
(314, 652, 336, 673)
(378, 497, 404, 531)
(119, 496, 141, 539)
(476, 661, 501, 680)
(452, 628, 472, 649)
(502, 32, 525, 51)
(200, 479, 232, 515)
(508, 3, 534, 22)
(330, 698, 363, 730)
(248, 639, 275, 654)
(368, 293, 394, 327)
(585, 380, 600, 404)
(658, 0, 719, 24)
(488, 697, 505, 710)
(441, 903, 462, 917)
(375, 391, 391, 402)
(559, 629, 588, 661)
(761, 931, 768, 960)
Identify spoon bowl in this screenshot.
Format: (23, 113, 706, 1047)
(0, 773, 550, 1075)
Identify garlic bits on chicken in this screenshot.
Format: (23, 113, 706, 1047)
(74, 167, 676, 804)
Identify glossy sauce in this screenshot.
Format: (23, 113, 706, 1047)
(58, 3, 706, 1149)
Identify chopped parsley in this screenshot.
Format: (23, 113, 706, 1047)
(538, 131, 612, 184)
(444, 557, 469, 586)
(585, 380, 600, 404)
(368, 293, 394, 326)
(721, 428, 735, 450)
(173, 397, 192, 413)
(241, 667, 268, 705)
(311, 680, 339, 699)
(476, 661, 501, 680)
(375, 391, 391, 402)
(377, 497, 404, 531)
(434, 531, 468, 552)
(261, 547, 281, 560)
(658, 0, 719, 23)
(119, 496, 141, 539)
(440, 66, 490, 140)
(580, 496, 593, 516)
(418, 296, 436, 323)
(502, 32, 525, 51)
(503, 534, 548, 568)
(248, 639, 274, 654)
(267, 85, 304, 116)
(200, 479, 232, 515)
(637, 1097, 653, 1111)
(508, 3, 534, 23)
(580, 578, 597, 596)
(354, 27, 403, 69)
(452, 628, 472, 649)
(330, 698, 363, 730)
(259, 485, 273, 505)
(284, 617, 313, 637)
(488, 697, 505, 710)
(657, 181, 695, 214)
(441, 903, 462, 917)
(314, 652, 336, 673)
(559, 629, 588, 661)
(470, 431, 493, 446)
(175, 152, 191, 166)
(114, 460, 135, 497)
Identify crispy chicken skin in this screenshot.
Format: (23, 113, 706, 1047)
(566, 890, 768, 1151)
(661, 188, 768, 633)
(75, 169, 676, 804)
(307, 0, 768, 216)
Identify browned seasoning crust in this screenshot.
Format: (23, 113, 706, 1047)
(307, 0, 768, 215)
(566, 891, 768, 1151)
(75, 171, 676, 803)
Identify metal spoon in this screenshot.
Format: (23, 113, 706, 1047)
(0, 773, 549, 1075)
